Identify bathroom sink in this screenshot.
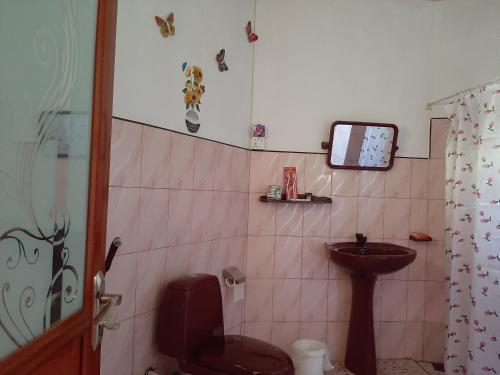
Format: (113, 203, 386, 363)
(326, 241, 417, 375)
(327, 241, 417, 276)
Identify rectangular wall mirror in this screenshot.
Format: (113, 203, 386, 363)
(326, 121, 398, 171)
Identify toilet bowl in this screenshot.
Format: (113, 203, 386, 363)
(157, 273, 294, 375)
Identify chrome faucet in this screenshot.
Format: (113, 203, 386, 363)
(355, 233, 367, 246)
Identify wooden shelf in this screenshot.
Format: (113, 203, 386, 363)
(259, 195, 332, 204)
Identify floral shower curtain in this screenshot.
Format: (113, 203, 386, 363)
(358, 126, 392, 167)
(444, 83, 500, 374)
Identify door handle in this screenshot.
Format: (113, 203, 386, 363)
(105, 237, 121, 273)
(95, 293, 122, 330)
(91, 271, 122, 350)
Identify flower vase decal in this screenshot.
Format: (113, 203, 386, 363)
(182, 62, 205, 133)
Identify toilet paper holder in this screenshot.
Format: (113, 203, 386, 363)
(222, 266, 245, 287)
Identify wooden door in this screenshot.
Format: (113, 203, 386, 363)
(0, 1, 117, 374)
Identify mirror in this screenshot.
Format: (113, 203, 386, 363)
(326, 121, 398, 170)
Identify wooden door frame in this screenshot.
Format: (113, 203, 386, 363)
(1, 1, 117, 374)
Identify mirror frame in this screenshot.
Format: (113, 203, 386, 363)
(326, 121, 399, 171)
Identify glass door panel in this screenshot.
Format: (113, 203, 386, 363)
(0, 0, 98, 359)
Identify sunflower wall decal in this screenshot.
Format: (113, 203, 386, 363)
(182, 62, 205, 133)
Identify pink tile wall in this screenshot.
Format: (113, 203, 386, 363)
(243, 119, 449, 363)
(102, 117, 449, 373)
(101, 119, 250, 375)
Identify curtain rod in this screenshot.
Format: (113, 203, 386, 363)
(426, 76, 500, 110)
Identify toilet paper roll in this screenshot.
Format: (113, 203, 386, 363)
(233, 282, 245, 302)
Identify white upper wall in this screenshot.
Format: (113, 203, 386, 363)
(252, 0, 500, 157)
(431, 0, 500, 102)
(252, 0, 435, 157)
(113, 0, 255, 148)
(113, 0, 500, 157)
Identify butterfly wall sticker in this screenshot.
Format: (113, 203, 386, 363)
(216, 49, 228, 72)
(155, 12, 175, 38)
(246, 21, 258, 43)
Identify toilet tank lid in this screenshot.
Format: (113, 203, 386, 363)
(167, 273, 219, 292)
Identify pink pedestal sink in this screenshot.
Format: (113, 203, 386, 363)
(326, 242, 417, 375)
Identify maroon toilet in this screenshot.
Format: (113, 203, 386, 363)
(158, 273, 294, 375)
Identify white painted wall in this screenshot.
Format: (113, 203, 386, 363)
(252, 0, 500, 157)
(113, 0, 255, 147)
(430, 0, 500, 117)
(113, 0, 500, 157)
(252, 0, 435, 157)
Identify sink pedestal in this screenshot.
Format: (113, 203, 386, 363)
(327, 241, 417, 375)
(345, 273, 377, 375)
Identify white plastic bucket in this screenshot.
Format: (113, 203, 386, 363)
(291, 339, 334, 375)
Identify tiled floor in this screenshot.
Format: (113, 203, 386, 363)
(326, 359, 444, 375)
(416, 361, 445, 375)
